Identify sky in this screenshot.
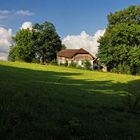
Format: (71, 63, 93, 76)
(0, 0, 140, 60)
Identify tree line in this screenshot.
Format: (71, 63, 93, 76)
(9, 5, 140, 75)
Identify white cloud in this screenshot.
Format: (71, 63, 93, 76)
(0, 27, 12, 60)
(0, 10, 11, 14)
(0, 52, 8, 61)
(0, 10, 34, 20)
(62, 29, 105, 57)
(15, 10, 34, 16)
(0, 10, 11, 19)
(21, 21, 33, 30)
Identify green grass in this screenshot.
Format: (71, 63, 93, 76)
(0, 61, 140, 140)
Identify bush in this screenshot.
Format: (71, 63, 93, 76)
(84, 60, 92, 70)
(32, 58, 40, 64)
(50, 59, 57, 65)
(69, 62, 77, 68)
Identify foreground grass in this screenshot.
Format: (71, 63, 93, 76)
(0, 61, 140, 140)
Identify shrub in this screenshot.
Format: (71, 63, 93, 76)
(69, 62, 77, 68)
(31, 58, 40, 64)
(50, 59, 57, 65)
(84, 60, 92, 70)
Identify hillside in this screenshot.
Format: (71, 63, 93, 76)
(0, 61, 140, 140)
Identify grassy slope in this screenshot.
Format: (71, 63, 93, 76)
(0, 61, 140, 140)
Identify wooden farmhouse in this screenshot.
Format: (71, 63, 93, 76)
(57, 48, 95, 69)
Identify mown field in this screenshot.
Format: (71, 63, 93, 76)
(0, 61, 140, 140)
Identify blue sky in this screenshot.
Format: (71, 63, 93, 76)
(0, 0, 140, 38)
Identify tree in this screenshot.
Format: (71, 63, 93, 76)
(33, 21, 62, 64)
(98, 5, 140, 75)
(8, 46, 18, 62)
(9, 29, 35, 62)
(8, 21, 62, 64)
(108, 5, 140, 26)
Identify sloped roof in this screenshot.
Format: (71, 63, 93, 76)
(57, 48, 94, 59)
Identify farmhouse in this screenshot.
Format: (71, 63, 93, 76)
(57, 48, 96, 69)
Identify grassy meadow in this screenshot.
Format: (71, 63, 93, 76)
(0, 61, 140, 140)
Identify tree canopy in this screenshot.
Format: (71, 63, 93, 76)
(9, 29, 35, 62)
(33, 21, 62, 63)
(9, 21, 62, 64)
(98, 5, 140, 75)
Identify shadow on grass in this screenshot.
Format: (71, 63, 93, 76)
(0, 64, 140, 140)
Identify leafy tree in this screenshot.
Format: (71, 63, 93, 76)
(8, 21, 62, 64)
(108, 5, 140, 26)
(8, 46, 18, 61)
(9, 29, 35, 62)
(98, 5, 140, 75)
(33, 21, 62, 64)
